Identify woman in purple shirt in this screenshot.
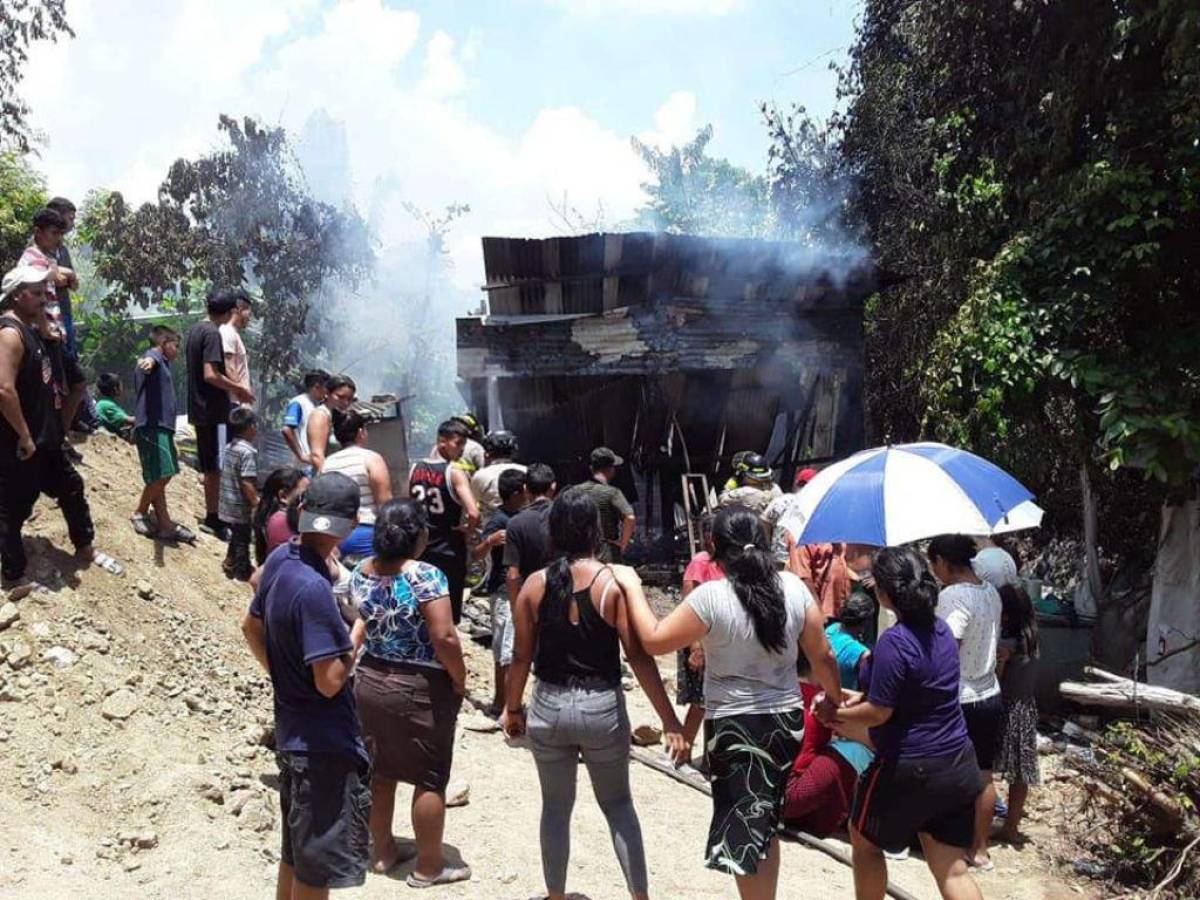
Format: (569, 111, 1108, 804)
(828, 547, 983, 900)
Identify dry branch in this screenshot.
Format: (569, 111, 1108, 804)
(1120, 766, 1186, 832)
(1059, 667, 1200, 714)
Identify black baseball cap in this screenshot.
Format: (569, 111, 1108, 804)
(590, 447, 624, 470)
(298, 472, 360, 538)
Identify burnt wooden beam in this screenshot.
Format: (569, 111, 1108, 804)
(457, 302, 861, 380)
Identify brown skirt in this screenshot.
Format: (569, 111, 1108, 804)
(355, 656, 462, 792)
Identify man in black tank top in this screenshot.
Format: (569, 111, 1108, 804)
(409, 418, 480, 622)
(0, 267, 98, 593)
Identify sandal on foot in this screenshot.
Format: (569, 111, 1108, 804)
(406, 865, 471, 888)
(372, 846, 417, 875)
(160, 524, 196, 545)
(199, 521, 230, 541)
(2, 578, 44, 601)
(90, 552, 125, 576)
(131, 514, 154, 537)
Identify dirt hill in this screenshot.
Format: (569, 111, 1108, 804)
(0, 436, 1094, 899)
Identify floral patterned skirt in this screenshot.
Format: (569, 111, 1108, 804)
(995, 695, 1041, 786)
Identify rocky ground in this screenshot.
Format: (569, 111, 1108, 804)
(0, 435, 1102, 899)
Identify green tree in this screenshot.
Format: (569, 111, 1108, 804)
(82, 115, 374, 411)
(631, 126, 772, 237)
(834, 0, 1200, 667)
(0, 151, 45, 266)
(760, 103, 856, 248)
(0, 0, 72, 152)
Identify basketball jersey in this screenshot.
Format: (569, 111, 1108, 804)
(409, 459, 463, 552)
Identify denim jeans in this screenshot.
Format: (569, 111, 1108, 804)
(528, 680, 647, 895)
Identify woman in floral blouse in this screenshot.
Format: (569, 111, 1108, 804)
(351, 499, 470, 888)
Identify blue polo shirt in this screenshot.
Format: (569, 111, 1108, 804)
(133, 347, 177, 430)
(249, 540, 366, 763)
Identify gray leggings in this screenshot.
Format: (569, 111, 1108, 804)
(528, 681, 648, 895)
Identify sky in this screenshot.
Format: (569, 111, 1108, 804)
(21, 0, 860, 288)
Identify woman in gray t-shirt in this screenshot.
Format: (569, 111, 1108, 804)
(624, 506, 842, 899)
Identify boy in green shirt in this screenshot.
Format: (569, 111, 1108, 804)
(95, 373, 134, 439)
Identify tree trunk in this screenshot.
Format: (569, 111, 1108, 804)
(1080, 459, 1105, 602)
(1084, 458, 1145, 670)
(1146, 498, 1200, 693)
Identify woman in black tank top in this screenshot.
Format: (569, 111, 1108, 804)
(501, 491, 687, 900)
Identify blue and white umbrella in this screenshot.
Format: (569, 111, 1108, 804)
(780, 442, 1043, 547)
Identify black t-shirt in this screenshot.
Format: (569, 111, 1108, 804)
(0, 317, 57, 464)
(502, 498, 554, 579)
(184, 320, 229, 426)
(481, 508, 512, 593)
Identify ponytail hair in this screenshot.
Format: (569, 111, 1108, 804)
(372, 499, 427, 562)
(253, 466, 307, 565)
(872, 547, 939, 628)
(927, 533, 977, 569)
(544, 490, 603, 623)
(711, 505, 786, 653)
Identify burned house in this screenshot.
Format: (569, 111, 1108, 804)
(456, 232, 873, 554)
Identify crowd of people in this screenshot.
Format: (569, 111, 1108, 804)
(230, 393, 1042, 900)
(2, 223, 1045, 898)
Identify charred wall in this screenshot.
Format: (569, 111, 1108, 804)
(456, 231, 872, 550)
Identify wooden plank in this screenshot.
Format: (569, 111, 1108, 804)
(602, 275, 619, 311)
(626, 746, 921, 900)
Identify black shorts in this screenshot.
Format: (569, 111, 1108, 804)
(851, 742, 981, 853)
(195, 423, 227, 473)
(962, 694, 1003, 771)
(422, 545, 466, 624)
(277, 751, 370, 890)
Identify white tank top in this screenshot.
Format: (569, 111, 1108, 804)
(323, 445, 377, 525)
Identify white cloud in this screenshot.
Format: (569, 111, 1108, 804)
(418, 31, 470, 99)
(544, 0, 743, 15)
(20, 0, 664, 289)
(22, 0, 315, 199)
(638, 90, 701, 149)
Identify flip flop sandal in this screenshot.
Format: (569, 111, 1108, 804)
(131, 514, 154, 537)
(406, 865, 472, 888)
(372, 846, 418, 876)
(91, 552, 125, 577)
(199, 522, 230, 541)
(161, 524, 197, 545)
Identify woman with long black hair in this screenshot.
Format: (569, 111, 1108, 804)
(252, 466, 308, 565)
(502, 490, 686, 900)
(623, 505, 842, 900)
(831, 547, 983, 900)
